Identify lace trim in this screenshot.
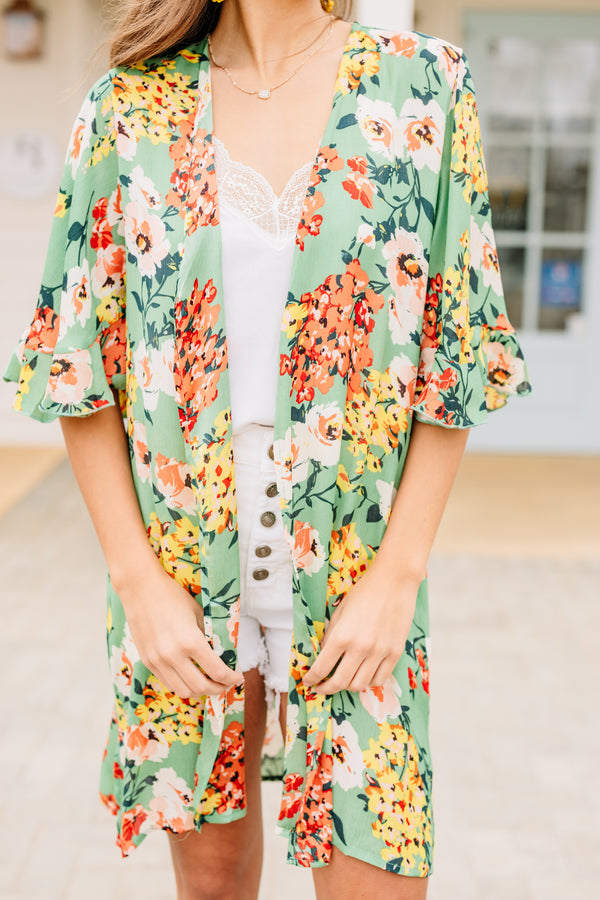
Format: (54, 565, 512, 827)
(214, 135, 314, 240)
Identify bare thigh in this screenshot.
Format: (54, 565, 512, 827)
(312, 847, 428, 900)
(167, 666, 268, 900)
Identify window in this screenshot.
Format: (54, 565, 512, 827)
(466, 15, 600, 333)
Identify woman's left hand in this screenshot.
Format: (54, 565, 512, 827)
(302, 561, 422, 694)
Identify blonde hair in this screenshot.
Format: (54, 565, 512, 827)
(108, 0, 353, 68)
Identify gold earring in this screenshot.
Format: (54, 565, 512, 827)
(321, 0, 335, 11)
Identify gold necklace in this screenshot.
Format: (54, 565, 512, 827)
(207, 14, 335, 100)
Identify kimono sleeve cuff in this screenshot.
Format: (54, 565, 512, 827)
(3, 339, 120, 423)
(410, 323, 533, 430)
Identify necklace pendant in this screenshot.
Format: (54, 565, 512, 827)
(257, 88, 271, 100)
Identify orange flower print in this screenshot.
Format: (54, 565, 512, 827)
(357, 222, 376, 247)
(154, 453, 196, 511)
(126, 723, 170, 765)
(67, 95, 94, 175)
(124, 201, 170, 278)
(279, 772, 304, 820)
(426, 38, 463, 89)
(296, 190, 325, 250)
(147, 767, 195, 833)
(45, 350, 95, 406)
(356, 97, 401, 161)
(486, 342, 527, 392)
(132, 339, 176, 412)
(379, 33, 418, 58)
(471, 219, 503, 296)
(399, 99, 445, 173)
(131, 422, 151, 483)
(59, 262, 92, 334)
(23, 306, 58, 354)
(332, 720, 365, 790)
(294, 401, 344, 467)
(129, 165, 162, 210)
(343, 156, 376, 208)
(116, 803, 148, 856)
(166, 120, 219, 235)
(101, 315, 126, 382)
(174, 277, 227, 438)
(198, 721, 246, 817)
(359, 676, 403, 721)
(383, 229, 427, 312)
(421, 272, 443, 352)
(92, 244, 126, 303)
(312, 145, 345, 186)
(282, 258, 383, 403)
(272, 427, 310, 501)
(293, 752, 334, 866)
(91, 197, 114, 251)
(292, 520, 325, 575)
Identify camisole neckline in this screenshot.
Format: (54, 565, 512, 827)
(213, 134, 315, 244)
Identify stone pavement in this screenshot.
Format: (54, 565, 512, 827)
(0, 457, 598, 899)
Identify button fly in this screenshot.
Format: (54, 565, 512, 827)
(260, 511, 276, 527)
(253, 568, 269, 581)
(265, 482, 278, 498)
(255, 545, 272, 558)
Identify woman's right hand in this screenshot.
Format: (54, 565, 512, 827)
(115, 560, 244, 698)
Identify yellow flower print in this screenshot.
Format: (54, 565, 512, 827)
(452, 91, 489, 200)
(14, 362, 36, 410)
(134, 676, 203, 745)
(327, 521, 373, 599)
(95, 294, 123, 325)
(54, 191, 69, 218)
(111, 65, 199, 148)
(336, 464, 353, 493)
(363, 724, 432, 873)
(282, 300, 309, 340)
(195, 437, 235, 534)
(336, 31, 380, 95)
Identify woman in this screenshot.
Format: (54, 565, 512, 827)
(3, 0, 532, 897)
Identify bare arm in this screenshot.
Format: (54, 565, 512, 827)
(303, 418, 469, 693)
(60, 403, 243, 697)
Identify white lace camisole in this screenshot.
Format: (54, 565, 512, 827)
(214, 136, 314, 436)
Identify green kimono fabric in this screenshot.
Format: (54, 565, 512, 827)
(4, 21, 531, 876)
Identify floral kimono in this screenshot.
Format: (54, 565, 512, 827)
(4, 21, 531, 877)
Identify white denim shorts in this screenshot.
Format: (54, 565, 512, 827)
(232, 424, 294, 699)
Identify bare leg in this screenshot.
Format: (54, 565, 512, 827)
(167, 666, 268, 900)
(278, 690, 288, 738)
(312, 847, 428, 900)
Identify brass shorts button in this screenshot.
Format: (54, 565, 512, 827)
(265, 482, 278, 498)
(260, 511, 276, 527)
(253, 568, 269, 581)
(255, 545, 272, 558)
(268, 443, 274, 460)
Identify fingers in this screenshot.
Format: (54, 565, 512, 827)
(369, 656, 398, 687)
(189, 632, 244, 686)
(308, 651, 364, 695)
(303, 639, 343, 687)
(181, 659, 238, 697)
(346, 657, 382, 693)
(150, 663, 196, 701)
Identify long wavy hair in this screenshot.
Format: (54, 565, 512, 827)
(108, 0, 353, 68)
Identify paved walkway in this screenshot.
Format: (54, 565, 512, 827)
(0, 457, 598, 899)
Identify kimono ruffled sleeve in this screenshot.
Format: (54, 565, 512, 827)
(3, 72, 126, 423)
(410, 52, 532, 429)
